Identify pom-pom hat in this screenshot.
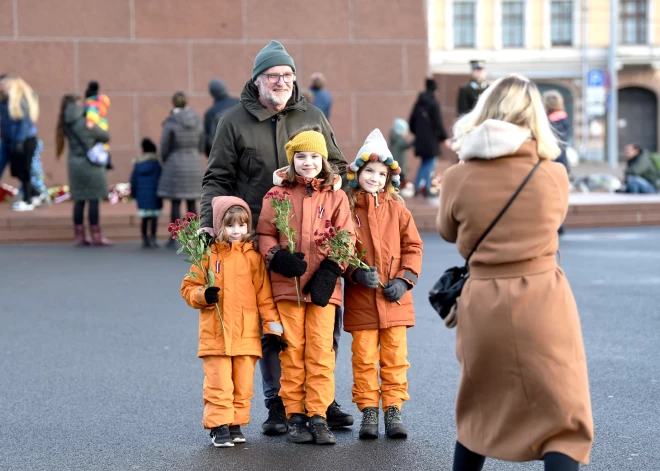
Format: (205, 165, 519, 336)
(347, 129, 402, 191)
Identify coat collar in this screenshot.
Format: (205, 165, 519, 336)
(213, 240, 254, 254)
(272, 166, 342, 192)
(354, 189, 392, 209)
(458, 119, 532, 162)
(240, 80, 306, 122)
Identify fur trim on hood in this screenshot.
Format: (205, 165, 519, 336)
(458, 119, 532, 161)
(272, 166, 342, 191)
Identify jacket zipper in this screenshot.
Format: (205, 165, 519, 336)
(307, 182, 313, 197)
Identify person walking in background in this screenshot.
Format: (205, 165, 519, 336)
(130, 138, 162, 248)
(181, 196, 285, 448)
(157, 92, 205, 249)
(438, 74, 593, 471)
(56, 94, 112, 246)
(84, 81, 113, 170)
(309, 72, 332, 119)
(0, 76, 39, 211)
(409, 78, 450, 197)
(543, 90, 570, 171)
(343, 129, 423, 440)
(457, 60, 489, 116)
(201, 40, 351, 436)
(389, 118, 414, 185)
(203, 79, 239, 157)
(622, 143, 659, 194)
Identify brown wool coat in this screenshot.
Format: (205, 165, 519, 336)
(180, 240, 282, 358)
(437, 137, 594, 464)
(257, 171, 355, 307)
(343, 191, 423, 331)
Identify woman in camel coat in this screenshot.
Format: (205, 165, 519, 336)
(437, 75, 593, 471)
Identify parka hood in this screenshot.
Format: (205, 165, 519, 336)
(458, 119, 532, 162)
(169, 107, 201, 129)
(272, 166, 342, 191)
(240, 80, 306, 122)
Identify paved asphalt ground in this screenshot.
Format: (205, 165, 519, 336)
(1, 228, 659, 471)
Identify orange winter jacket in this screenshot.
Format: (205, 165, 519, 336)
(343, 191, 423, 331)
(257, 170, 355, 307)
(180, 240, 283, 358)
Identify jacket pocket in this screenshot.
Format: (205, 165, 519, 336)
(242, 309, 260, 339)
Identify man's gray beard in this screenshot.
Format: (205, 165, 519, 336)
(257, 80, 292, 107)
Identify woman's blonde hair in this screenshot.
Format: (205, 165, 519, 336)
(2, 76, 39, 122)
(542, 89, 565, 113)
(452, 74, 560, 160)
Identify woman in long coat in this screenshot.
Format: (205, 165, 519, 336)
(156, 92, 204, 248)
(56, 94, 112, 246)
(436, 75, 593, 471)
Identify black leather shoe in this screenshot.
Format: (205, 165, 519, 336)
(326, 400, 354, 428)
(262, 397, 287, 435)
(287, 414, 314, 444)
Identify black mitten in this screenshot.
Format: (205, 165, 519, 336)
(303, 259, 342, 307)
(352, 266, 380, 289)
(204, 286, 220, 304)
(265, 334, 288, 352)
(269, 249, 307, 278)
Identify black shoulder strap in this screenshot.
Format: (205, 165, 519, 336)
(465, 159, 542, 265)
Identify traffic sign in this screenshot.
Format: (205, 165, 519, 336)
(587, 70, 605, 87)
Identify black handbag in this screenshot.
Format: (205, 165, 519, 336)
(429, 160, 542, 321)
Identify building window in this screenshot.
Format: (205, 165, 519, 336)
(620, 0, 647, 45)
(502, 1, 525, 47)
(551, 0, 573, 46)
(454, 1, 476, 48)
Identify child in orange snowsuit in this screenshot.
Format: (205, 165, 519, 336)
(344, 129, 423, 440)
(181, 196, 285, 448)
(257, 125, 354, 446)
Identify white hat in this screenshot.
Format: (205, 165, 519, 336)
(347, 129, 402, 189)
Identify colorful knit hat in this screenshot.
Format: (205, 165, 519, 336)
(284, 130, 328, 163)
(346, 129, 401, 190)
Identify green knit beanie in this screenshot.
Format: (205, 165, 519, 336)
(252, 40, 296, 81)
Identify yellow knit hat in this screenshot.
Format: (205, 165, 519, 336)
(285, 130, 328, 163)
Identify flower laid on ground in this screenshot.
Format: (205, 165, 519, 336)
(315, 220, 401, 304)
(47, 185, 70, 203)
(0, 184, 19, 203)
(266, 190, 301, 306)
(108, 183, 131, 204)
(169, 212, 225, 331)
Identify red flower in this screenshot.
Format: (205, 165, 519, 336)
(175, 219, 181, 226)
(283, 191, 291, 196)
(315, 239, 323, 246)
(314, 229, 319, 236)
(172, 231, 179, 239)
(186, 212, 196, 219)
(325, 219, 331, 228)
(168, 223, 175, 232)
(336, 225, 341, 230)
(273, 190, 280, 196)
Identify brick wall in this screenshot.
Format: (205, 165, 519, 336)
(0, 0, 428, 188)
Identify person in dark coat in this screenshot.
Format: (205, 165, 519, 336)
(309, 72, 332, 119)
(457, 60, 489, 116)
(130, 138, 162, 248)
(203, 79, 239, 156)
(157, 91, 205, 248)
(408, 78, 449, 196)
(55, 94, 112, 246)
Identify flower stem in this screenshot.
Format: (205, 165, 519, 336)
(295, 277, 301, 308)
(214, 302, 225, 332)
(380, 281, 402, 305)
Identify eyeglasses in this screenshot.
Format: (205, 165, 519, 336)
(262, 73, 295, 84)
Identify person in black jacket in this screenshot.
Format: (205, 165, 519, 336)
(203, 79, 239, 156)
(457, 60, 489, 116)
(408, 78, 450, 197)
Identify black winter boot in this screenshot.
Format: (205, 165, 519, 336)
(359, 407, 379, 439)
(384, 406, 408, 439)
(286, 414, 314, 444)
(308, 415, 336, 445)
(326, 400, 354, 428)
(210, 425, 234, 447)
(262, 396, 287, 435)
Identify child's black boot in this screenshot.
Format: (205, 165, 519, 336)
(308, 415, 336, 445)
(229, 425, 246, 443)
(210, 425, 234, 447)
(384, 406, 408, 439)
(286, 413, 314, 444)
(262, 396, 287, 435)
(326, 400, 354, 428)
(359, 407, 379, 439)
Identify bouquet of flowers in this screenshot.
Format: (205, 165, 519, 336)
(266, 190, 301, 306)
(0, 183, 19, 203)
(169, 212, 224, 332)
(47, 185, 70, 203)
(315, 219, 400, 304)
(108, 183, 131, 204)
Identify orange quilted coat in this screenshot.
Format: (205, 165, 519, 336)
(344, 191, 423, 331)
(257, 171, 355, 307)
(180, 240, 282, 358)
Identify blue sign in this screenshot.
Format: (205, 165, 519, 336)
(587, 70, 605, 87)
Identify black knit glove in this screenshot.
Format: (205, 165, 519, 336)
(382, 278, 408, 302)
(303, 259, 342, 307)
(199, 231, 215, 248)
(204, 287, 220, 304)
(265, 334, 288, 352)
(352, 267, 380, 289)
(269, 249, 307, 278)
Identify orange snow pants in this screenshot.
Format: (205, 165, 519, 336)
(350, 326, 410, 411)
(277, 301, 336, 418)
(201, 355, 258, 428)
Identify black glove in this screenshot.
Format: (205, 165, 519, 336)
(204, 286, 220, 304)
(382, 278, 409, 302)
(352, 266, 380, 289)
(303, 259, 342, 307)
(200, 231, 215, 248)
(265, 334, 288, 352)
(269, 249, 307, 278)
